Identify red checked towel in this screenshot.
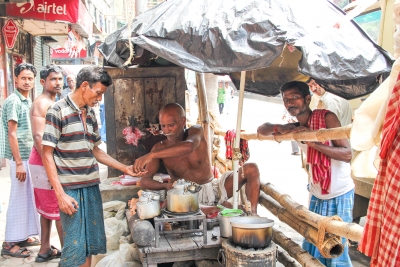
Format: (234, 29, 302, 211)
(307, 109, 331, 195)
(358, 73, 400, 267)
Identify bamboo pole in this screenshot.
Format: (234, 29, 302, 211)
(273, 227, 325, 267)
(214, 124, 352, 142)
(276, 246, 302, 267)
(232, 71, 246, 209)
(261, 183, 363, 242)
(259, 192, 344, 258)
(195, 73, 212, 162)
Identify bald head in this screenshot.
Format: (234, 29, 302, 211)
(160, 103, 185, 118)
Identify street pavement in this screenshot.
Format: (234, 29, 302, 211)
(0, 94, 369, 266)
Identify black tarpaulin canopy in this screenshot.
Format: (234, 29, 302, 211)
(99, 0, 393, 100)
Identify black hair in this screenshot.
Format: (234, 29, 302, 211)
(14, 63, 37, 77)
(40, 64, 64, 80)
(76, 66, 112, 89)
(280, 81, 310, 98)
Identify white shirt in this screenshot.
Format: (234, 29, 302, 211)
(316, 92, 352, 127)
(298, 142, 354, 200)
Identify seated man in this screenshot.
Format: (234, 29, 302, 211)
(257, 81, 354, 266)
(133, 103, 260, 214)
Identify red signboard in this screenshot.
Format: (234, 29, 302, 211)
(6, 1, 79, 23)
(2, 19, 19, 49)
(50, 47, 87, 59)
(6, 0, 93, 36)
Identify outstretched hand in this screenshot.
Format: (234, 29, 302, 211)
(133, 154, 152, 173)
(123, 165, 147, 177)
(57, 193, 79, 215)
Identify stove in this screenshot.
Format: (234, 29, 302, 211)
(153, 209, 207, 247)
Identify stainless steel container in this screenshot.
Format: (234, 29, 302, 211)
(230, 217, 274, 248)
(167, 179, 200, 213)
(218, 211, 243, 238)
(136, 192, 161, 220)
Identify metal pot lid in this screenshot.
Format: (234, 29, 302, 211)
(230, 217, 274, 229)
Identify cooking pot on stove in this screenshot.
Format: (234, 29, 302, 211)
(167, 179, 200, 213)
(230, 217, 274, 248)
(136, 192, 161, 220)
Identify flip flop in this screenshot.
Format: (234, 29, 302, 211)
(1, 244, 31, 258)
(17, 237, 41, 247)
(35, 246, 61, 263)
(51, 245, 62, 258)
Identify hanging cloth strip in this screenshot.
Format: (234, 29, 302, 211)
(307, 109, 331, 195)
(224, 130, 250, 164)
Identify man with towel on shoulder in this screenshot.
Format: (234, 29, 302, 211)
(29, 65, 64, 262)
(133, 103, 261, 215)
(257, 81, 354, 266)
(41, 66, 138, 267)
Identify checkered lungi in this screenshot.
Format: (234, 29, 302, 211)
(303, 189, 354, 267)
(59, 185, 106, 267)
(358, 77, 400, 266)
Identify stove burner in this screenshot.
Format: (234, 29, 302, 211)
(162, 209, 200, 216)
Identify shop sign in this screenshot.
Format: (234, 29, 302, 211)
(2, 19, 19, 49)
(50, 47, 87, 59)
(6, 0, 78, 22)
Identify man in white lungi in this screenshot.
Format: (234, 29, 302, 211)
(1, 63, 40, 258)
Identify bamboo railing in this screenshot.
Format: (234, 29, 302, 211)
(261, 183, 363, 242)
(259, 192, 344, 259)
(214, 124, 351, 142)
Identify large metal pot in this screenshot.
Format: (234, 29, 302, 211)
(167, 179, 200, 213)
(136, 191, 161, 220)
(230, 217, 274, 248)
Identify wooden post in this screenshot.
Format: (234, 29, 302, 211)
(273, 227, 325, 267)
(195, 73, 212, 162)
(261, 183, 363, 242)
(214, 124, 352, 142)
(259, 192, 344, 258)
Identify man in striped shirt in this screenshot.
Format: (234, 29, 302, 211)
(41, 66, 137, 267)
(1, 63, 40, 258)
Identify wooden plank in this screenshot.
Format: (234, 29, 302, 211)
(192, 227, 223, 248)
(144, 247, 220, 264)
(166, 234, 199, 251)
(142, 235, 172, 253)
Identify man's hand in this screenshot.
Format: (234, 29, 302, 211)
(57, 193, 79, 215)
(133, 153, 153, 173)
(16, 163, 27, 182)
(123, 165, 147, 177)
(292, 126, 308, 133)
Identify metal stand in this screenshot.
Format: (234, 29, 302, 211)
(154, 210, 207, 247)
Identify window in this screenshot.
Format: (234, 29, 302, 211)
(354, 10, 382, 42)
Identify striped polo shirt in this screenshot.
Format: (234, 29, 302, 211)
(0, 90, 33, 160)
(42, 95, 102, 189)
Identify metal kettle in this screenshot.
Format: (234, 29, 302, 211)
(167, 179, 200, 213)
(136, 191, 161, 220)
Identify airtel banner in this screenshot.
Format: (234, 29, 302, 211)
(50, 48, 87, 59)
(6, 0, 93, 36)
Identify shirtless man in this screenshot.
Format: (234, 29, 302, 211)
(133, 103, 260, 214)
(29, 65, 64, 262)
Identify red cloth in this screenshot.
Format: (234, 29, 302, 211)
(307, 109, 331, 195)
(224, 130, 250, 163)
(358, 74, 400, 266)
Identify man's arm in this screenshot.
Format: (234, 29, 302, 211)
(92, 146, 139, 177)
(257, 122, 299, 135)
(42, 145, 79, 215)
(8, 120, 26, 182)
(304, 112, 352, 163)
(133, 125, 203, 173)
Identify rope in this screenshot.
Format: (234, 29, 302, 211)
(317, 215, 343, 258)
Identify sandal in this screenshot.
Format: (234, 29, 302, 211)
(17, 237, 41, 247)
(35, 246, 61, 263)
(1, 243, 31, 258)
